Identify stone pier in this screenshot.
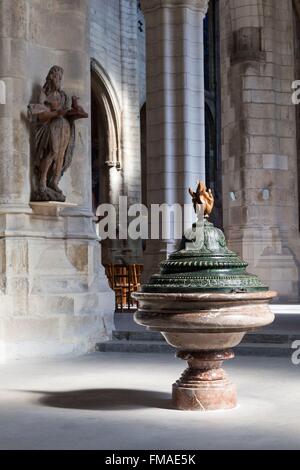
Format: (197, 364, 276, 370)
(0, 0, 114, 361)
(219, 0, 299, 300)
(141, 0, 209, 280)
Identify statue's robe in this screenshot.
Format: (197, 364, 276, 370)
(28, 89, 76, 182)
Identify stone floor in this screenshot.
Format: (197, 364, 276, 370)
(0, 352, 300, 450)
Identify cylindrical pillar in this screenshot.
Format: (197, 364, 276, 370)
(0, 0, 32, 213)
(219, 0, 299, 299)
(141, 0, 209, 278)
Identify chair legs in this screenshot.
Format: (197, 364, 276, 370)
(105, 264, 143, 312)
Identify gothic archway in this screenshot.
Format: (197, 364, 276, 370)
(91, 60, 122, 264)
(91, 60, 122, 208)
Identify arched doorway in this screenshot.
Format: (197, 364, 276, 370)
(91, 60, 122, 265)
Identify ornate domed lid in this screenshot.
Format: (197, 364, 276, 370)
(142, 182, 268, 294)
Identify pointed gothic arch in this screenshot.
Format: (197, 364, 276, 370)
(90, 60, 123, 264)
(91, 59, 122, 173)
(90, 59, 123, 211)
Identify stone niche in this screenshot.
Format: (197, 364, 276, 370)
(231, 27, 266, 63)
(0, 0, 115, 361)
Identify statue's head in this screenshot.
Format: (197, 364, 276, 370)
(44, 66, 64, 93)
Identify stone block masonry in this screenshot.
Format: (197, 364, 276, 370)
(90, 0, 143, 261)
(0, 0, 115, 361)
(220, 0, 299, 300)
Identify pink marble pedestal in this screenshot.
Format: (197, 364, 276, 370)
(173, 350, 236, 411)
(132, 291, 277, 411)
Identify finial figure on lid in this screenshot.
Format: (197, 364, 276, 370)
(188, 181, 214, 218)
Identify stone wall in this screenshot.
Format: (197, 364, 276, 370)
(219, 0, 299, 300)
(138, 5, 147, 108)
(90, 0, 144, 261)
(0, 0, 115, 361)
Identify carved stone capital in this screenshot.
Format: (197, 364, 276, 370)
(141, 0, 209, 15)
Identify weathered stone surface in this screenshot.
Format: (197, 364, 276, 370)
(0, 0, 114, 361)
(220, 0, 300, 299)
(0, 234, 114, 360)
(141, 0, 208, 281)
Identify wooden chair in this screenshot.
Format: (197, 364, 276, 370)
(113, 265, 130, 309)
(104, 263, 144, 311)
(129, 264, 143, 307)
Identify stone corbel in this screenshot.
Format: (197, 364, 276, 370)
(141, 0, 209, 15)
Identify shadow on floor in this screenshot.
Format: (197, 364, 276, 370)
(25, 389, 172, 411)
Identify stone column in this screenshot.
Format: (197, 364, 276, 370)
(141, 0, 209, 280)
(0, 0, 114, 362)
(219, 0, 299, 300)
(119, 0, 143, 263)
(0, 0, 32, 214)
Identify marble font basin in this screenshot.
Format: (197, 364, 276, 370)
(132, 290, 276, 411)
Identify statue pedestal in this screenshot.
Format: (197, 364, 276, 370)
(0, 203, 115, 362)
(30, 201, 78, 217)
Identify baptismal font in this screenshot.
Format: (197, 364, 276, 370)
(133, 182, 277, 411)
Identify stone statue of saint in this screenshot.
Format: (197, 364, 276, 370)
(28, 65, 88, 202)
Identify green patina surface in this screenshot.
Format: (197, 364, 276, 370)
(142, 219, 268, 294)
